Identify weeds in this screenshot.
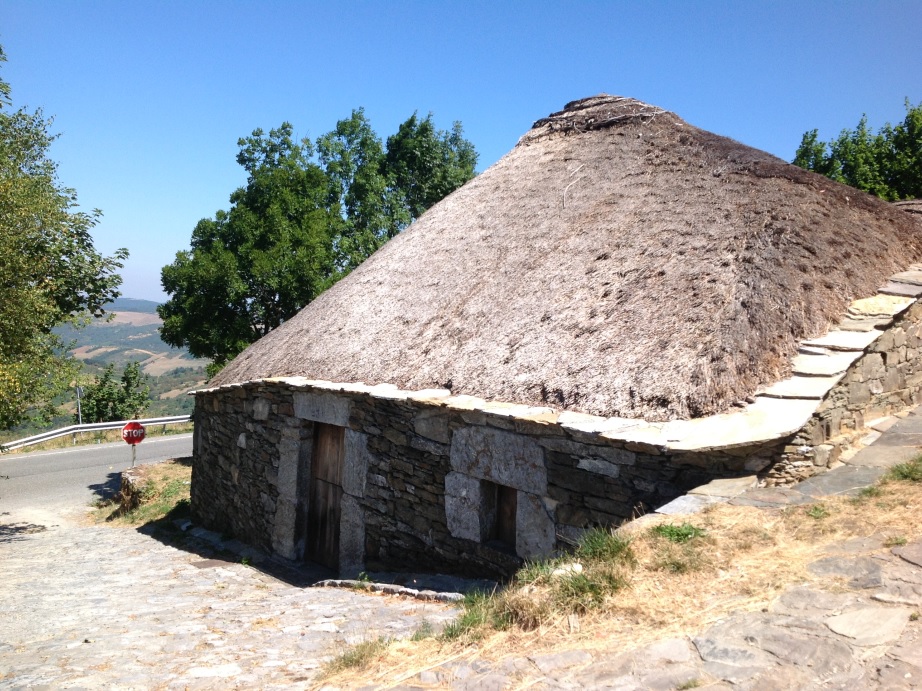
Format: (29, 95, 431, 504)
(884, 536, 908, 547)
(888, 456, 922, 483)
(575, 527, 634, 561)
(650, 523, 706, 543)
(92, 458, 191, 526)
(323, 637, 389, 675)
(857, 485, 883, 499)
(440, 591, 508, 641)
(807, 504, 830, 520)
(411, 621, 434, 641)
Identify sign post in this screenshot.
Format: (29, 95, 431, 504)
(121, 421, 146, 467)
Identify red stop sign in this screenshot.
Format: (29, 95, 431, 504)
(122, 421, 146, 445)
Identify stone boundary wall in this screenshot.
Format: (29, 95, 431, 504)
(192, 382, 773, 579)
(765, 298, 922, 484)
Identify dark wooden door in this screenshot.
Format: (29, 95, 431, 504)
(306, 423, 344, 569)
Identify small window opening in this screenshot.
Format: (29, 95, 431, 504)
(481, 480, 517, 550)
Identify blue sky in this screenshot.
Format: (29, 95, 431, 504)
(2, 1, 920, 301)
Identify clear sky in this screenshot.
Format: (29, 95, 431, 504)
(2, 1, 920, 301)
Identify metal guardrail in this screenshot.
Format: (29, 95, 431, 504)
(0, 415, 192, 453)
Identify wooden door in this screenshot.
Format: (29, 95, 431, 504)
(306, 423, 344, 570)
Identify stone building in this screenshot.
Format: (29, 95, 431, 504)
(191, 96, 922, 578)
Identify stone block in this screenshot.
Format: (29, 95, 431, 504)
(848, 381, 871, 406)
(271, 499, 298, 560)
(276, 438, 300, 500)
(576, 456, 621, 479)
(444, 472, 483, 541)
(343, 429, 369, 498)
(802, 329, 883, 352)
(848, 294, 914, 318)
(758, 374, 843, 400)
(539, 437, 636, 465)
(339, 494, 366, 578)
(250, 397, 271, 421)
(294, 391, 351, 426)
(413, 410, 452, 443)
(516, 491, 557, 559)
(791, 350, 863, 376)
(450, 426, 547, 494)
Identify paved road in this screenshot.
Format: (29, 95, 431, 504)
(0, 434, 193, 513)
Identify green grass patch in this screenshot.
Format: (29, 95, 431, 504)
(650, 523, 706, 543)
(807, 504, 830, 520)
(323, 637, 390, 676)
(888, 456, 922, 483)
(440, 591, 509, 641)
(575, 527, 634, 562)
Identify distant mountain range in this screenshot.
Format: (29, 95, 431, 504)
(55, 297, 208, 416)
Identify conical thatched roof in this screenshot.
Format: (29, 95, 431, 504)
(211, 96, 922, 421)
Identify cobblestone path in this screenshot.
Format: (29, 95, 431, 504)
(0, 507, 455, 689)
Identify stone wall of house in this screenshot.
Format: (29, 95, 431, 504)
(763, 301, 922, 485)
(192, 382, 772, 579)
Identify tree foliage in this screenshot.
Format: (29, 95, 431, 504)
(160, 110, 477, 374)
(159, 123, 337, 375)
(78, 361, 150, 423)
(0, 46, 127, 429)
(793, 100, 922, 200)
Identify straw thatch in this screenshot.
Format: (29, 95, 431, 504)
(894, 199, 922, 217)
(211, 96, 922, 421)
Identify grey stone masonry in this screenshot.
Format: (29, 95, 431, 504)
(192, 381, 746, 579)
(765, 298, 922, 485)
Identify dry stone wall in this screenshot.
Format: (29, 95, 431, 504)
(765, 298, 922, 485)
(192, 381, 760, 579)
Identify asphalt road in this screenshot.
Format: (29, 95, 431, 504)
(0, 434, 193, 514)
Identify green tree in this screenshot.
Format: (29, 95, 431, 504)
(318, 109, 478, 270)
(78, 362, 150, 423)
(161, 111, 478, 375)
(158, 123, 339, 376)
(385, 113, 478, 219)
(793, 100, 922, 200)
(0, 46, 127, 429)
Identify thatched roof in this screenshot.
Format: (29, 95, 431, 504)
(895, 199, 922, 217)
(211, 95, 922, 421)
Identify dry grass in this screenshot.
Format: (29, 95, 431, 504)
(319, 465, 922, 688)
(91, 458, 192, 526)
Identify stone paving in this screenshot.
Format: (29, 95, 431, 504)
(0, 507, 457, 689)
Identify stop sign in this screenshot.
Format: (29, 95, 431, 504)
(122, 421, 146, 445)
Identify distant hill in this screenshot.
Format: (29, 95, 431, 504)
(55, 298, 208, 416)
(107, 297, 161, 314)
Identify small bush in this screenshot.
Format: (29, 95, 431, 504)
(888, 457, 922, 483)
(552, 567, 627, 613)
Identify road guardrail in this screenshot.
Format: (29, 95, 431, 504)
(0, 415, 192, 453)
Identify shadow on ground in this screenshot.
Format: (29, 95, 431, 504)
(0, 522, 48, 543)
(87, 471, 123, 505)
(137, 505, 335, 587)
